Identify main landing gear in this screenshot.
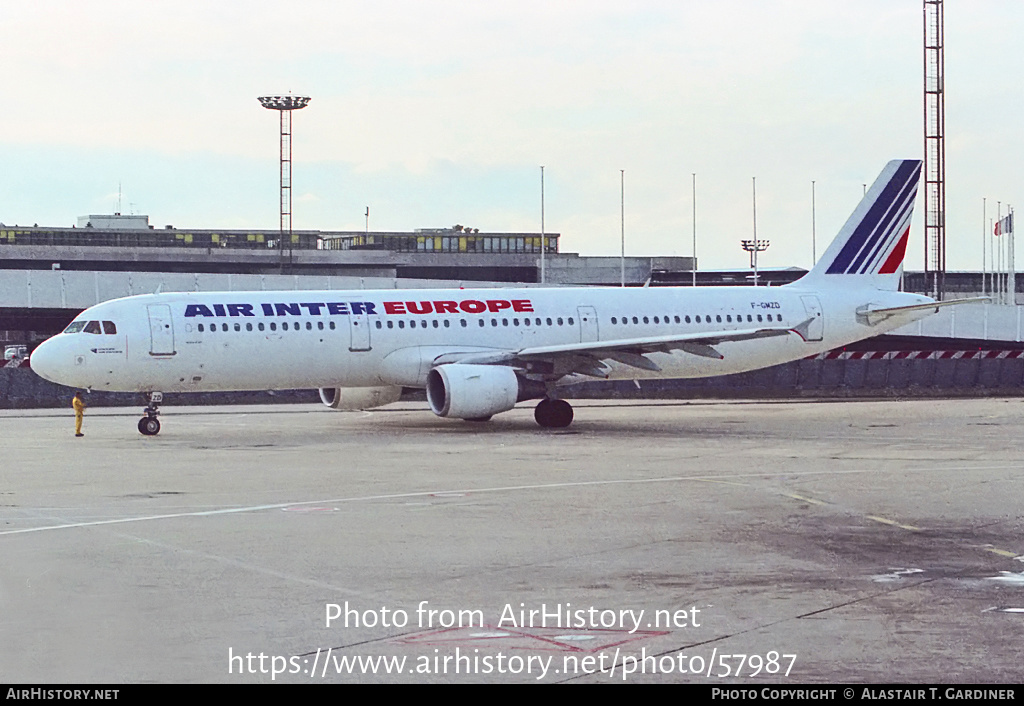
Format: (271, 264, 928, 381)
(534, 398, 573, 428)
(138, 392, 163, 436)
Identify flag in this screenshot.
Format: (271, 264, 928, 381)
(995, 213, 1013, 236)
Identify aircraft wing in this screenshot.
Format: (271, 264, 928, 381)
(433, 324, 800, 377)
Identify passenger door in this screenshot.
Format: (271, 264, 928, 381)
(799, 296, 824, 342)
(578, 306, 599, 343)
(349, 313, 372, 352)
(147, 305, 176, 355)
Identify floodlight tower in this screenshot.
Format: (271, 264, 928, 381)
(741, 239, 770, 286)
(258, 95, 311, 270)
(923, 1, 945, 299)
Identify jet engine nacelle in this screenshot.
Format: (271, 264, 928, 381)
(319, 385, 402, 410)
(426, 364, 523, 419)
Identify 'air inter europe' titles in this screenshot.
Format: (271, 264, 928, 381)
(184, 299, 535, 318)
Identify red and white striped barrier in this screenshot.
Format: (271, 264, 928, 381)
(809, 349, 1024, 361)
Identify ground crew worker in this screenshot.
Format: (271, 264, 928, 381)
(72, 391, 86, 437)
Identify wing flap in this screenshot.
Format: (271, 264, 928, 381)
(515, 326, 793, 358)
(428, 325, 799, 379)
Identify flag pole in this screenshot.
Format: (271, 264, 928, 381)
(1009, 207, 1015, 306)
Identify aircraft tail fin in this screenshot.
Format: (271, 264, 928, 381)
(799, 159, 922, 291)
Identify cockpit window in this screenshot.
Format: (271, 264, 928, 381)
(63, 321, 87, 334)
(83, 321, 102, 334)
(102, 321, 117, 335)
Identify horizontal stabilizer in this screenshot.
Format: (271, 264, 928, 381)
(857, 297, 989, 326)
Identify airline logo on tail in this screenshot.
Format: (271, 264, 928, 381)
(823, 160, 922, 276)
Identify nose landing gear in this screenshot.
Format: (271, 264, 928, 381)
(138, 392, 163, 436)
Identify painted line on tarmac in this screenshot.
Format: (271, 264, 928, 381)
(1, 463, 1020, 537)
(865, 515, 922, 531)
(781, 492, 829, 506)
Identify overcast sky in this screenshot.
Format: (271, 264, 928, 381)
(1, 1, 1021, 271)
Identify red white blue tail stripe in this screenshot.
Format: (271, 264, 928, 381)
(824, 160, 921, 276)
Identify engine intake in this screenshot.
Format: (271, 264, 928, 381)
(319, 386, 402, 410)
(426, 364, 542, 420)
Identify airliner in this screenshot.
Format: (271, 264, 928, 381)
(30, 159, 975, 435)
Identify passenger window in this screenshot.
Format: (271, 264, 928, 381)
(632, 316, 638, 324)
(568, 317, 574, 325)
(329, 322, 336, 330)
(376, 321, 382, 329)
(546, 318, 552, 326)
(307, 322, 313, 330)
(270, 322, 277, 331)
(653, 316, 659, 324)
(63, 321, 87, 334)
(685, 316, 691, 323)
(198, 324, 205, 332)
(246, 323, 253, 331)
(557, 318, 564, 326)
(258, 323, 265, 331)
(461, 319, 467, 327)
(695, 316, 701, 323)
(283, 322, 289, 331)
(319, 321, 325, 330)
(222, 323, 229, 332)
(410, 321, 416, 329)
(502, 319, 508, 326)
(643, 316, 649, 324)
(757, 315, 763, 322)
(102, 321, 117, 334)
(84, 321, 102, 334)
(399, 321, 405, 329)
(444, 320, 450, 328)
(674, 316, 681, 324)
(716, 315, 722, 323)
(432, 320, 439, 328)
(234, 323, 241, 331)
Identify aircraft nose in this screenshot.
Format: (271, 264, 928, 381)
(29, 337, 63, 384)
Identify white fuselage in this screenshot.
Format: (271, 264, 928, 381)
(31, 283, 934, 394)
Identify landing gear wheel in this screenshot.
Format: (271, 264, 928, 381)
(138, 391, 163, 436)
(534, 398, 574, 428)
